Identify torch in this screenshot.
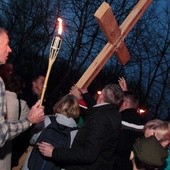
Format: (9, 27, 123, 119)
(40, 18, 63, 106)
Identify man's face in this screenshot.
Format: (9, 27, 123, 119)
(36, 76, 45, 91)
(32, 76, 45, 96)
(0, 32, 12, 64)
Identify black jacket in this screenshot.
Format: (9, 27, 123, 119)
(114, 108, 144, 170)
(52, 104, 121, 170)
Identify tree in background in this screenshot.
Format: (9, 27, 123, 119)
(0, 0, 169, 119)
(124, 1, 170, 119)
(0, 0, 66, 78)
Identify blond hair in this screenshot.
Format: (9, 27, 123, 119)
(53, 94, 80, 119)
(144, 119, 170, 142)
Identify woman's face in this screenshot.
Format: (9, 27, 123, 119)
(144, 128, 154, 138)
(159, 139, 170, 148)
(144, 128, 170, 148)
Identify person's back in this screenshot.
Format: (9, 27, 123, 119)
(37, 84, 124, 170)
(4, 74, 30, 121)
(114, 127, 143, 170)
(114, 91, 144, 170)
(0, 27, 44, 152)
(22, 94, 80, 170)
(0, 74, 30, 170)
(4, 74, 31, 169)
(68, 104, 121, 170)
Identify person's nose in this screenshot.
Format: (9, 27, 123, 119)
(8, 45, 12, 53)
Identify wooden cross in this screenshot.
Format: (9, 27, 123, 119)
(76, 0, 152, 89)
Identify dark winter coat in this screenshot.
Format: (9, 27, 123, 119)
(114, 108, 144, 170)
(52, 104, 121, 170)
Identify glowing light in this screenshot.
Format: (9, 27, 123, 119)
(57, 18, 63, 35)
(40, 17, 63, 106)
(137, 108, 147, 116)
(97, 91, 102, 95)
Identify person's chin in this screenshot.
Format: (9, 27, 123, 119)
(1, 60, 6, 64)
(4, 57, 8, 63)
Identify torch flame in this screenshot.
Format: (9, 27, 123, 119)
(57, 18, 63, 35)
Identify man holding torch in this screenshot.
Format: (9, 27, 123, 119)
(0, 27, 44, 147)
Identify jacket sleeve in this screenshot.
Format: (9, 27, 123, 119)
(82, 93, 96, 108)
(0, 115, 31, 147)
(52, 115, 112, 164)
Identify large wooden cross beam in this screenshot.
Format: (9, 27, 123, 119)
(76, 0, 152, 89)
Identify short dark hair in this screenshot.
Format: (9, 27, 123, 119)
(123, 91, 139, 108)
(32, 75, 45, 82)
(4, 74, 24, 95)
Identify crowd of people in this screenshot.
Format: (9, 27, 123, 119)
(0, 26, 170, 170)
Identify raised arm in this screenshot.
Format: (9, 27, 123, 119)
(118, 77, 128, 91)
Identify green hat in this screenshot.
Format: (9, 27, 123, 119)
(133, 136, 167, 167)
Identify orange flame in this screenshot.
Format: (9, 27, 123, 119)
(57, 18, 63, 35)
(97, 91, 102, 95)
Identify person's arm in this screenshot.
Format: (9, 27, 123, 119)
(0, 79, 44, 147)
(118, 77, 128, 91)
(26, 100, 44, 125)
(0, 90, 27, 146)
(37, 115, 113, 164)
(0, 103, 44, 147)
(69, 84, 87, 109)
(69, 85, 83, 100)
(53, 118, 108, 164)
(70, 84, 96, 108)
(82, 92, 96, 107)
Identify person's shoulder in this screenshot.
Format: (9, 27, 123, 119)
(20, 99, 30, 110)
(22, 89, 35, 97)
(6, 90, 17, 98)
(0, 77, 4, 87)
(100, 103, 120, 114)
(121, 108, 143, 125)
(44, 115, 56, 127)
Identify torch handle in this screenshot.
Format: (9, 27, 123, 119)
(39, 18, 63, 107)
(40, 35, 62, 106)
(39, 60, 54, 106)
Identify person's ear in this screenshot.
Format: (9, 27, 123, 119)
(160, 139, 170, 148)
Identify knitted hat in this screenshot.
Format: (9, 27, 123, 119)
(133, 136, 167, 167)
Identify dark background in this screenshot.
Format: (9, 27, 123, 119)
(0, 0, 170, 120)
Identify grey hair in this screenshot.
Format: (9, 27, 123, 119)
(102, 84, 123, 106)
